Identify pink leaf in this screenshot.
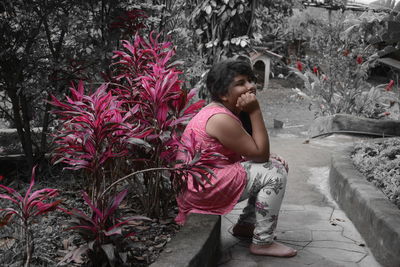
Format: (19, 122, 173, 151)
(0, 185, 23, 202)
(81, 192, 103, 220)
(0, 194, 19, 205)
(104, 189, 128, 220)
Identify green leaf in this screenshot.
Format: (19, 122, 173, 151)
(205, 5, 212, 15)
(195, 28, 204, 35)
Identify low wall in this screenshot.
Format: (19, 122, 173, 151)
(151, 214, 221, 267)
(329, 147, 400, 267)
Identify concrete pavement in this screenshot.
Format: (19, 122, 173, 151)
(218, 134, 382, 267)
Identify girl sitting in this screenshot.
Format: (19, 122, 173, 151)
(176, 59, 297, 257)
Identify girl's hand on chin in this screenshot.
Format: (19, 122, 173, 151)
(236, 92, 260, 113)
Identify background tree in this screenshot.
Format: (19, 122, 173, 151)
(0, 0, 148, 176)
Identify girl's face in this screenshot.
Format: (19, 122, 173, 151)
(221, 74, 256, 113)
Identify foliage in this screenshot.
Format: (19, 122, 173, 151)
(51, 32, 207, 217)
(50, 81, 151, 201)
(290, 56, 398, 118)
(338, 7, 400, 63)
(352, 137, 400, 209)
(288, 8, 399, 119)
(0, 1, 155, 174)
(110, 32, 206, 217)
(252, 0, 296, 54)
(110, 8, 148, 40)
(188, 0, 252, 63)
(370, 0, 400, 11)
(187, 0, 297, 99)
(51, 32, 224, 265)
(173, 131, 228, 192)
(368, 10, 400, 61)
(0, 166, 62, 267)
(59, 189, 149, 267)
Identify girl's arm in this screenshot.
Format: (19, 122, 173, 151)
(206, 93, 270, 162)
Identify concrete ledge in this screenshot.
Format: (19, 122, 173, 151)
(151, 214, 221, 267)
(329, 147, 400, 267)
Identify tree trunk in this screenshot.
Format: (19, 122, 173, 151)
(20, 94, 34, 172)
(8, 88, 34, 176)
(247, 0, 258, 36)
(38, 93, 52, 162)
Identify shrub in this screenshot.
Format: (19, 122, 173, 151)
(288, 9, 398, 119)
(291, 61, 398, 118)
(0, 166, 62, 267)
(50, 81, 151, 201)
(58, 189, 150, 267)
(51, 32, 207, 218)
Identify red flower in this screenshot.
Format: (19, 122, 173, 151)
(343, 50, 350, 57)
(296, 61, 303, 72)
(0, 175, 3, 181)
(383, 112, 391, 116)
(313, 66, 318, 74)
(385, 80, 394, 91)
(356, 55, 363, 64)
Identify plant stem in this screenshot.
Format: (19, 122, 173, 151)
(24, 222, 32, 267)
(99, 167, 177, 199)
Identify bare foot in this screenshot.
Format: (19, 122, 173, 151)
(250, 242, 297, 257)
(232, 223, 254, 238)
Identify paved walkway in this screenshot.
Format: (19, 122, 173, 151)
(218, 134, 382, 267)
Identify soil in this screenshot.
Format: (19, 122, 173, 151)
(0, 174, 180, 267)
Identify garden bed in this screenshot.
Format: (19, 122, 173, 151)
(0, 175, 180, 267)
(352, 137, 400, 209)
(329, 142, 400, 267)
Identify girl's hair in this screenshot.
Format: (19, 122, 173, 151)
(206, 59, 256, 102)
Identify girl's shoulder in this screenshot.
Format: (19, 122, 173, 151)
(198, 104, 239, 121)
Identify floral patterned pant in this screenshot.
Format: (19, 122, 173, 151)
(237, 159, 288, 245)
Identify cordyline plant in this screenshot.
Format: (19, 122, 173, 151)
(50, 81, 152, 202)
(0, 166, 62, 267)
(58, 189, 150, 267)
(109, 32, 206, 217)
(51, 31, 206, 218)
(99, 131, 228, 199)
(58, 132, 226, 266)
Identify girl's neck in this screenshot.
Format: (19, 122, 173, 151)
(209, 101, 238, 115)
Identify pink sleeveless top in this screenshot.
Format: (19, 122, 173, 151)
(175, 105, 247, 224)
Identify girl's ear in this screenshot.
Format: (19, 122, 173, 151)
(220, 94, 228, 102)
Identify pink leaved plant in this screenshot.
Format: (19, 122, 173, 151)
(0, 166, 61, 226)
(111, 33, 205, 161)
(59, 189, 149, 266)
(51, 32, 207, 218)
(0, 166, 62, 267)
(50, 81, 152, 200)
(174, 131, 228, 192)
(109, 9, 148, 39)
(108, 32, 205, 217)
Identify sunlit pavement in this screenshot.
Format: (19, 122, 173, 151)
(219, 134, 382, 267)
